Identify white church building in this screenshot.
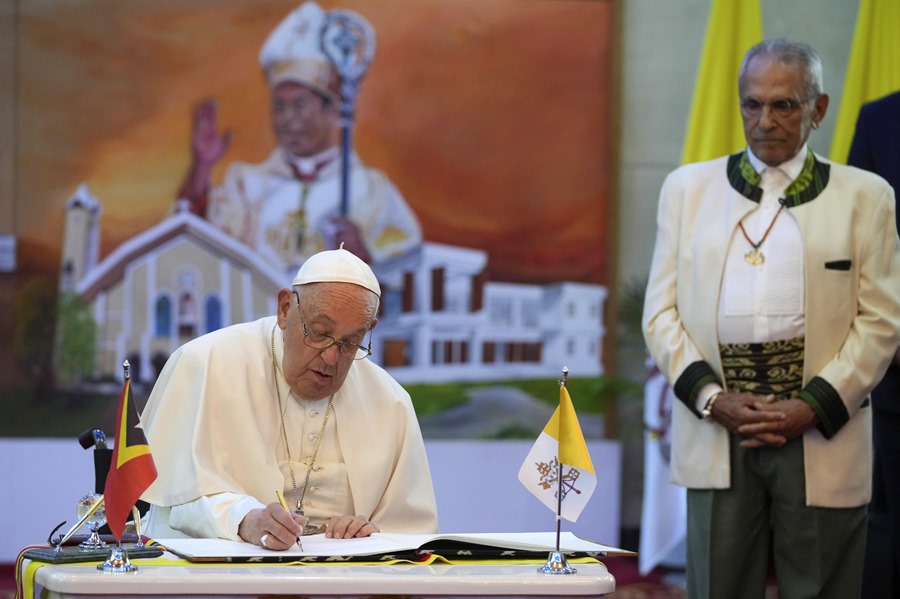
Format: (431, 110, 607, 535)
(58, 184, 607, 385)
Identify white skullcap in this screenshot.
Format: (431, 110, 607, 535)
(292, 248, 381, 297)
(259, 2, 340, 101)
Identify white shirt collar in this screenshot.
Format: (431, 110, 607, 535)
(746, 144, 809, 183)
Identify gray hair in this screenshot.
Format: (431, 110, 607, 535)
(738, 38, 824, 100)
(293, 282, 379, 323)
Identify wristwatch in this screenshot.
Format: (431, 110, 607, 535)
(701, 391, 722, 420)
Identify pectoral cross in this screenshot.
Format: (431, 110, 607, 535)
(286, 183, 312, 252)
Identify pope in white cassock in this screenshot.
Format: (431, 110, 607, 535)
(140, 248, 438, 549)
(176, 1, 422, 273)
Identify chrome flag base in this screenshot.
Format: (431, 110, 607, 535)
(97, 544, 138, 573)
(538, 550, 577, 575)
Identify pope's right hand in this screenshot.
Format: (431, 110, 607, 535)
(237, 503, 307, 550)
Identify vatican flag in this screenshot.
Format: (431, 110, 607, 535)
(518, 386, 596, 522)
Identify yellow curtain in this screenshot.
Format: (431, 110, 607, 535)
(681, 0, 763, 165)
(829, 0, 900, 163)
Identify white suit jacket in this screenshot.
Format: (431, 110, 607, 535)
(643, 151, 900, 507)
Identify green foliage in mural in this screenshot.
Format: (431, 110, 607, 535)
(13, 276, 58, 388)
(56, 292, 97, 387)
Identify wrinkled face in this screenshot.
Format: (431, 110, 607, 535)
(739, 55, 828, 167)
(277, 282, 377, 401)
(271, 81, 338, 157)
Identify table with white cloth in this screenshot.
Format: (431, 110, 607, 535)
(22, 551, 616, 599)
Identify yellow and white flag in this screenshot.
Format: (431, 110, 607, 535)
(517, 386, 596, 522)
(829, 0, 900, 163)
(681, 0, 762, 164)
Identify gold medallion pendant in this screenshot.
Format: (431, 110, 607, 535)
(739, 203, 784, 267)
(744, 249, 765, 265)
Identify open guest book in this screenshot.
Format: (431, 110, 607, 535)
(157, 531, 634, 563)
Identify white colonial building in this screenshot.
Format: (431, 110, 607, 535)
(58, 185, 607, 384)
(373, 243, 606, 383)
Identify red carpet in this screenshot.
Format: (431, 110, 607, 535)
(605, 556, 686, 598)
(0, 563, 15, 599)
(605, 557, 780, 599)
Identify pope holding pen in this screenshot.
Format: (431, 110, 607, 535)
(256, 491, 307, 551)
(276, 490, 304, 551)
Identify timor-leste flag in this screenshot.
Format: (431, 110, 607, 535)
(103, 375, 157, 541)
(518, 386, 596, 522)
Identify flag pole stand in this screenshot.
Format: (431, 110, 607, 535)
(539, 550, 577, 575)
(538, 368, 577, 575)
(132, 505, 145, 548)
(98, 360, 145, 573)
(97, 543, 138, 573)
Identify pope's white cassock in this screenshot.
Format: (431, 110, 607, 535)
(140, 315, 439, 540)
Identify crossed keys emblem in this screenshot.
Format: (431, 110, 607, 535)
(534, 457, 583, 501)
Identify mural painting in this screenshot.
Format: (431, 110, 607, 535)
(1, 0, 615, 440)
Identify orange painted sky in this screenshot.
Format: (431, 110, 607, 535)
(15, 0, 613, 284)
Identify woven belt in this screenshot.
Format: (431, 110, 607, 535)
(719, 336, 804, 399)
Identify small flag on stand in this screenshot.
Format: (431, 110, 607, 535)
(103, 361, 157, 542)
(518, 376, 596, 523)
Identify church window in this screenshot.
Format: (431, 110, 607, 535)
(155, 296, 171, 337)
(205, 295, 222, 332)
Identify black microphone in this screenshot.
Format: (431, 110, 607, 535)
(78, 427, 107, 450)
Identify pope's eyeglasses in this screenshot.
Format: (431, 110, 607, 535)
(740, 97, 808, 119)
(292, 291, 372, 360)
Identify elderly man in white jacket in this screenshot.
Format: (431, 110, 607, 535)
(643, 38, 900, 599)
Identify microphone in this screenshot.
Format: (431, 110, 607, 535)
(78, 427, 107, 450)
